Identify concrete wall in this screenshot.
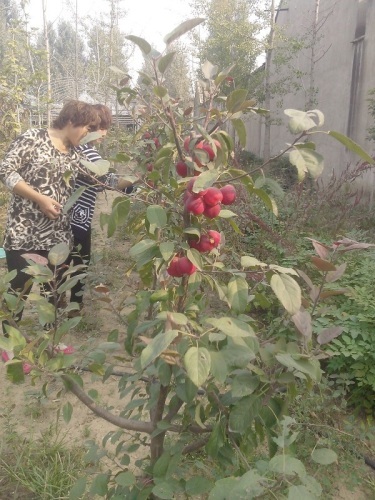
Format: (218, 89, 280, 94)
(246, 0, 375, 189)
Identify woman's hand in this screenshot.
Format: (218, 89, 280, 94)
(37, 195, 63, 219)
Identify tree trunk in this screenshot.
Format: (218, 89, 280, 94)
(307, 0, 320, 110)
(263, 0, 275, 162)
(42, 0, 52, 126)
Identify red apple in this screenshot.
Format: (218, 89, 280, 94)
(220, 185, 236, 205)
(142, 132, 151, 140)
(203, 203, 221, 219)
(176, 160, 188, 177)
(186, 178, 207, 197)
(203, 187, 223, 207)
(189, 234, 215, 253)
(177, 256, 197, 275)
(208, 230, 221, 247)
(146, 163, 154, 172)
(185, 195, 205, 215)
(153, 137, 161, 148)
(167, 256, 183, 277)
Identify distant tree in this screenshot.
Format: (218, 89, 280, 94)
(164, 42, 193, 106)
(85, 0, 131, 104)
(191, 0, 265, 92)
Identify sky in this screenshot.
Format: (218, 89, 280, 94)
(26, 0, 197, 76)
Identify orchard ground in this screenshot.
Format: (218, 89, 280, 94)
(0, 183, 374, 498)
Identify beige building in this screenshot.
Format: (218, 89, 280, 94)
(246, 0, 375, 188)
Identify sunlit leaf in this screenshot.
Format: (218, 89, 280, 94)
(125, 35, 152, 55)
(226, 89, 248, 114)
(328, 131, 375, 163)
(63, 401, 73, 423)
(63, 186, 86, 214)
(184, 346, 211, 387)
(289, 148, 324, 180)
(269, 454, 306, 477)
(227, 276, 248, 313)
(205, 317, 255, 338)
(48, 242, 70, 266)
(270, 274, 301, 315)
(80, 158, 110, 176)
(163, 18, 205, 45)
(201, 60, 218, 80)
(141, 330, 179, 368)
(311, 448, 338, 465)
(158, 52, 176, 73)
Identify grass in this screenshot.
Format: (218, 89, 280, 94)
(0, 421, 87, 499)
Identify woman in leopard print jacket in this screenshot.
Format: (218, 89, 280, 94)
(0, 100, 99, 323)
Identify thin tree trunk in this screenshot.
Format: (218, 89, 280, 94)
(42, 0, 52, 126)
(263, 0, 275, 162)
(74, 0, 78, 99)
(307, 0, 320, 110)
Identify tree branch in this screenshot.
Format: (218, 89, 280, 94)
(61, 374, 153, 434)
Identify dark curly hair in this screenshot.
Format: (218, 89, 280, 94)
(52, 100, 100, 130)
(93, 104, 113, 130)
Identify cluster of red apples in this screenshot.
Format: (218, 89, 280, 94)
(167, 135, 237, 278)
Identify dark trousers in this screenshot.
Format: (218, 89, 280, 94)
(4, 249, 64, 327)
(70, 226, 91, 304)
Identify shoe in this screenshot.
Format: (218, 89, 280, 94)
(54, 343, 75, 355)
(2, 350, 32, 374)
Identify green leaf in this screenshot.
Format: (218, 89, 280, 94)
(227, 276, 249, 313)
(48, 242, 70, 266)
(163, 18, 205, 45)
(79, 131, 103, 144)
(275, 353, 322, 381)
(146, 205, 167, 234)
(288, 485, 318, 500)
(328, 131, 375, 163)
(125, 35, 152, 55)
(252, 188, 278, 215)
(80, 158, 110, 176)
(289, 148, 324, 180)
(158, 52, 176, 73)
(227, 89, 248, 114)
(201, 60, 219, 80)
(185, 477, 213, 495)
(129, 239, 159, 268)
(141, 330, 179, 368)
(5, 360, 25, 384)
(115, 471, 136, 487)
(184, 347, 211, 387)
(218, 209, 237, 218)
(284, 109, 319, 133)
(69, 477, 87, 499)
(89, 473, 109, 497)
(63, 401, 73, 423)
(63, 186, 86, 214)
(232, 372, 260, 397)
(205, 317, 255, 338)
(269, 454, 306, 477)
(187, 248, 203, 271)
(157, 311, 188, 325)
(231, 118, 247, 147)
(311, 448, 338, 465)
(241, 256, 265, 267)
(270, 274, 301, 315)
(193, 170, 218, 192)
(209, 351, 228, 384)
(159, 242, 175, 261)
(229, 396, 260, 433)
(208, 478, 238, 500)
(154, 85, 168, 98)
(152, 481, 175, 499)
